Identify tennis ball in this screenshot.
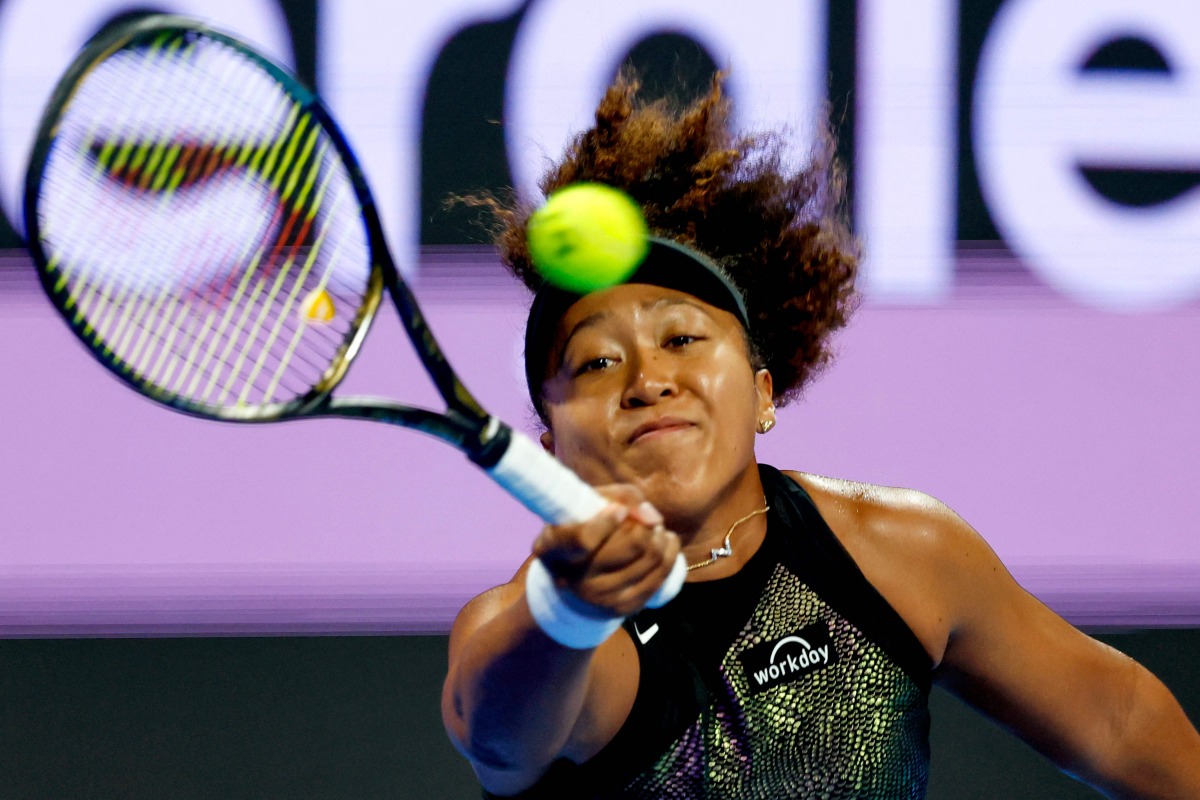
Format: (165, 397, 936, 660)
(527, 183, 649, 292)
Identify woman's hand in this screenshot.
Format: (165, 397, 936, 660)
(531, 484, 682, 618)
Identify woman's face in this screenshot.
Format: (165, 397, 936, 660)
(540, 283, 773, 525)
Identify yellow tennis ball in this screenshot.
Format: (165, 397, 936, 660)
(527, 183, 649, 292)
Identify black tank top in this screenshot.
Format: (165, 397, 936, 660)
(485, 464, 931, 799)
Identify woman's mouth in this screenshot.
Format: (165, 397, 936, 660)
(627, 417, 696, 445)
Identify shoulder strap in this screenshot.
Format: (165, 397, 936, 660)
(759, 464, 932, 692)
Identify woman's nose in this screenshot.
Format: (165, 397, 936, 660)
(621, 351, 676, 408)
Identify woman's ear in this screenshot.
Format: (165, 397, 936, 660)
(754, 369, 774, 415)
(754, 369, 776, 434)
(539, 430, 555, 455)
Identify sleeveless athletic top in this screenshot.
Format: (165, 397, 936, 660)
(485, 464, 932, 799)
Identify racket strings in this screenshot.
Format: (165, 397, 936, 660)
(35, 30, 374, 413)
(96, 78, 298, 395)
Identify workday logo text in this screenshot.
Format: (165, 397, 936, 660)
(738, 623, 838, 695)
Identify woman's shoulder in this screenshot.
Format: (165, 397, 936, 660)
(779, 470, 959, 536)
(777, 470, 993, 667)
(778, 469, 986, 564)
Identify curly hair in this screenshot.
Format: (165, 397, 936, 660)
(484, 73, 859, 409)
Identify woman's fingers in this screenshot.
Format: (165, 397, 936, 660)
(532, 502, 628, 575)
(573, 524, 682, 616)
(530, 484, 680, 617)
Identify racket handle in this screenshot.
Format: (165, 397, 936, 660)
(483, 425, 685, 608)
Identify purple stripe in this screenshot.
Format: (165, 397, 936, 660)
(3, 250, 1199, 633)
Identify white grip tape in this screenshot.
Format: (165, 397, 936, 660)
(487, 430, 606, 524)
(488, 429, 687, 610)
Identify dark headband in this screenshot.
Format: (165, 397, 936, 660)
(523, 236, 749, 414)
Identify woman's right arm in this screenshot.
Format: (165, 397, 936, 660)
(441, 490, 679, 796)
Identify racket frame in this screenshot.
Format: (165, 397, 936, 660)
(24, 14, 494, 457)
(23, 14, 688, 602)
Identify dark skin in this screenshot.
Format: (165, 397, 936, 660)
(442, 284, 1200, 798)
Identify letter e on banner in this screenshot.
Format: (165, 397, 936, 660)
(974, 0, 1200, 311)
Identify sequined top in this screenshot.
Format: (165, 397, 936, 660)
(486, 464, 932, 799)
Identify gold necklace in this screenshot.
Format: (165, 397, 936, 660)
(686, 504, 770, 572)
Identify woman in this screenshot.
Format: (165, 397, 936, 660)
(441, 76, 1200, 799)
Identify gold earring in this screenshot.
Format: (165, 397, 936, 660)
(758, 419, 775, 434)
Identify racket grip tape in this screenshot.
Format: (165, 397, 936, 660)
(481, 424, 685, 609)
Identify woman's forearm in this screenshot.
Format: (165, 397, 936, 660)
(1092, 664, 1200, 800)
(444, 588, 599, 782)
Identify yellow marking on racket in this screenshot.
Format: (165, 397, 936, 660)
(299, 288, 335, 323)
(252, 103, 300, 187)
(125, 140, 152, 184)
(91, 138, 119, 182)
(260, 193, 352, 404)
(184, 114, 312, 399)
(87, 28, 185, 186)
(139, 76, 297, 391)
(144, 138, 288, 388)
(204, 124, 328, 404)
(174, 106, 307, 397)
(240, 167, 345, 405)
(160, 142, 199, 198)
(143, 89, 303, 396)
(189, 221, 297, 401)
(109, 140, 135, 175)
(148, 142, 183, 193)
(235, 230, 334, 405)
(235, 138, 256, 169)
(68, 32, 190, 362)
(280, 125, 321, 208)
(123, 139, 153, 184)
(218, 158, 331, 405)
(226, 137, 338, 403)
(127, 142, 266, 376)
(269, 115, 314, 195)
(145, 142, 188, 198)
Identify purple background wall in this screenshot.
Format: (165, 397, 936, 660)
(3, 252, 1198, 635)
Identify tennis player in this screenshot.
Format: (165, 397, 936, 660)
(441, 76, 1200, 799)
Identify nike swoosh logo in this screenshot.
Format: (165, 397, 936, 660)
(634, 622, 659, 644)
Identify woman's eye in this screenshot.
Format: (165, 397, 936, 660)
(574, 356, 615, 376)
(665, 334, 699, 348)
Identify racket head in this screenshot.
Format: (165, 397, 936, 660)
(24, 15, 395, 422)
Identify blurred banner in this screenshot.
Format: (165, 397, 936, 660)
(1, 0, 1198, 634)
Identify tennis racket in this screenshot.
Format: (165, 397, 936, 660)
(23, 15, 685, 607)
